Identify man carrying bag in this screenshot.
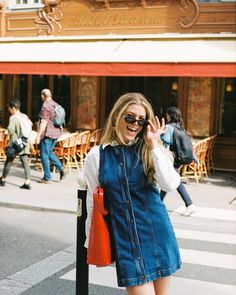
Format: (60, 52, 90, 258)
(0, 99, 32, 189)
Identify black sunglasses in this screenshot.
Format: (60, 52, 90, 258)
(122, 115, 149, 127)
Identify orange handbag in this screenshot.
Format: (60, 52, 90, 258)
(87, 186, 114, 267)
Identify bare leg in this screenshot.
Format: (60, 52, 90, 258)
(154, 276, 171, 295)
(126, 281, 155, 295)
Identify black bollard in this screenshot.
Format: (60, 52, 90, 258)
(76, 189, 89, 295)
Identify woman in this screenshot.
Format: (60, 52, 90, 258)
(161, 106, 197, 216)
(0, 99, 31, 189)
(83, 93, 181, 294)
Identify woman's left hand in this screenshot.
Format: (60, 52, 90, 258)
(146, 116, 166, 149)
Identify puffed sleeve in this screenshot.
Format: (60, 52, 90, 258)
(152, 147, 180, 192)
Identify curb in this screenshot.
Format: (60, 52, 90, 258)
(0, 201, 76, 214)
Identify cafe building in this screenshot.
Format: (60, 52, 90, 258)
(0, 0, 235, 171)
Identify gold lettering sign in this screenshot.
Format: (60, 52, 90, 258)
(70, 13, 162, 27)
(34, 0, 199, 35)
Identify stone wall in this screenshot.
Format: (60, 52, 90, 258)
(187, 77, 212, 137)
(76, 76, 97, 130)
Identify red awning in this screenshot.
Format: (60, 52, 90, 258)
(0, 62, 235, 77)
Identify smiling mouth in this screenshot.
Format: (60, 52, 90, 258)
(127, 126, 138, 134)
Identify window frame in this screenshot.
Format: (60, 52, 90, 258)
(8, 0, 43, 10)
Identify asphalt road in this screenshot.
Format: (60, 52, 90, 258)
(0, 204, 236, 295)
(0, 207, 76, 282)
(0, 168, 235, 295)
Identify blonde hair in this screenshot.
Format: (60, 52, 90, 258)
(100, 93, 173, 183)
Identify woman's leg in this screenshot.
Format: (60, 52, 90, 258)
(153, 276, 172, 295)
(2, 156, 15, 179)
(126, 281, 156, 295)
(20, 154, 31, 183)
(174, 165, 193, 208)
(177, 182, 193, 207)
(126, 277, 171, 295)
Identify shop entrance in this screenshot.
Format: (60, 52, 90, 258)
(104, 76, 179, 119)
(1, 75, 71, 129)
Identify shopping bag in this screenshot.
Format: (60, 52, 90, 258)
(87, 187, 114, 267)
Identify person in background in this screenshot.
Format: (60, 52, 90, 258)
(0, 99, 31, 189)
(35, 89, 65, 183)
(161, 106, 197, 216)
(82, 93, 181, 294)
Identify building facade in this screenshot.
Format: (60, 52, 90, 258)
(0, 0, 235, 170)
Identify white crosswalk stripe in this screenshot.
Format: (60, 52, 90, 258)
(60, 206, 236, 294)
(61, 265, 236, 295)
(175, 228, 236, 244)
(180, 248, 236, 270)
(174, 206, 236, 221)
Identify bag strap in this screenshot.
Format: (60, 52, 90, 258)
(93, 187, 108, 216)
(14, 113, 24, 138)
(99, 144, 104, 178)
(166, 124, 175, 146)
(92, 145, 108, 216)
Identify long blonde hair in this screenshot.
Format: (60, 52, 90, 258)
(100, 93, 173, 183)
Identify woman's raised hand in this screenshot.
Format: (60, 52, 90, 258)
(146, 116, 166, 149)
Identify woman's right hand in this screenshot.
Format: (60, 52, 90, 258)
(146, 116, 166, 149)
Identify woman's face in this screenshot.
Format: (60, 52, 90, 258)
(118, 104, 147, 144)
(8, 107, 15, 115)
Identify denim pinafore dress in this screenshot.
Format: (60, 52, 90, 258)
(99, 143, 181, 287)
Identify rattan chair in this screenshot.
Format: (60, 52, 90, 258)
(76, 130, 91, 168)
(0, 128, 9, 162)
(89, 128, 103, 149)
(205, 135, 217, 175)
(55, 132, 79, 173)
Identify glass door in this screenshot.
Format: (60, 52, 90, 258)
(12, 75, 28, 115)
(53, 75, 71, 127)
(31, 75, 49, 128)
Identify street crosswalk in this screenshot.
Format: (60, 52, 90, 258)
(61, 205, 236, 295)
(174, 205, 236, 221)
(174, 228, 236, 244)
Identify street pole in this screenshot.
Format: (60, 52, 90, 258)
(76, 189, 88, 295)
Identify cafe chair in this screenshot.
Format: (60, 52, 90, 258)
(76, 130, 91, 168)
(89, 128, 103, 149)
(205, 135, 217, 175)
(0, 128, 7, 162)
(29, 130, 42, 170)
(55, 132, 79, 174)
(29, 142, 42, 170)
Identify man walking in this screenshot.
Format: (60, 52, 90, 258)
(36, 89, 66, 183)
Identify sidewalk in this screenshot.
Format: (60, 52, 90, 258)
(0, 161, 78, 213)
(0, 160, 235, 214)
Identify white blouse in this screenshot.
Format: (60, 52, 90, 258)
(78, 144, 181, 247)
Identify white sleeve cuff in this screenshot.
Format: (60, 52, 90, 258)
(151, 148, 181, 192)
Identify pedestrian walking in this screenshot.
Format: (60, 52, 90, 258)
(0, 99, 32, 189)
(83, 93, 182, 294)
(161, 106, 197, 216)
(35, 89, 66, 183)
